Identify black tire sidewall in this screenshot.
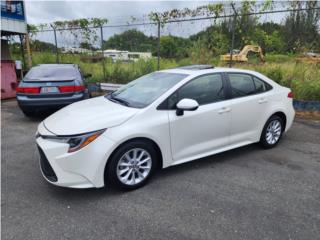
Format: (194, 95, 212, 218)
(21, 108, 35, 117)
(260, 115, 283, 149)
(106, 140, 157, 190)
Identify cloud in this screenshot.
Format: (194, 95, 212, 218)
(25, 1, 212, 24)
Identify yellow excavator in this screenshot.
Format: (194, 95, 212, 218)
(221, 45, 265, 62)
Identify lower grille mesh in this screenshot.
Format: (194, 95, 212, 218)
(38, 146, 58, 182)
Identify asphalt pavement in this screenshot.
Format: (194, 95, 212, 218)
(1, 100, 320, 240)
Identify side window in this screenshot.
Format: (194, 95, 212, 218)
(228, 73, 255, 97)
(253, 77, 266, 93)
(168, 74, 224, 108)
(253, 77, 272, 93)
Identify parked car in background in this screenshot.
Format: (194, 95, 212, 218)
(36, 65, 295, 190)
(16, 64, 91, 116)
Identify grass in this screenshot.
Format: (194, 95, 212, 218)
(15, 52, 320, 101)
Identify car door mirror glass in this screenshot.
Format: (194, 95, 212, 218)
(176, 98, 199, 116)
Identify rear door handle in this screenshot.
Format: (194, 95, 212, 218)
(218, 107, 231, 114)
(258, 98, 268, 104)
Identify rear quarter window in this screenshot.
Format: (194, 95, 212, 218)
(253, 76, 272, 92)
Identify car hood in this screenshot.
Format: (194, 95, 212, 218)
(43, 96, 139, 135)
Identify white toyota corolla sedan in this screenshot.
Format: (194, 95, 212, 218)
(36, 65, 295, 190)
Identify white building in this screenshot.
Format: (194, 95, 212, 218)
(103, 49, 152, 62)
(62, 47, 92, 54)
(128, 52, 152, 61)
(103, 49, 129, 61)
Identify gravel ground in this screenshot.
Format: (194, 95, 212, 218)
(1, 100, 320, 240)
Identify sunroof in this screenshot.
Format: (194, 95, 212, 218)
(177, 65, 214, 70)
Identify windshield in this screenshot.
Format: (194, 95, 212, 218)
(106, 72, 188, 108)
(24, 66, 78, 81)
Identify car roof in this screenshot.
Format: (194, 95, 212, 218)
(161, 66, 262, 77)
(36, 64, 78, 69)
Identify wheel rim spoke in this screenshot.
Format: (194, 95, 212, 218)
(139, 165, 151, 170)
(136, 169, 145, 180)
(119, 162, 131, 167)
(137, 157, 151, 166)
(131, 171, 136, 184)
(119, 167, 130, 175)
(122, 169, 133, 182)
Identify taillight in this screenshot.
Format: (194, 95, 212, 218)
(74, 85, 86, 91)
(59, 85, 85, 93)
(287, 92, 294, 98)
(16, 87, 40, 94)
(58, 86, 74, 92)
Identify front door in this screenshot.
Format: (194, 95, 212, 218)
(168, 73, 231, 164)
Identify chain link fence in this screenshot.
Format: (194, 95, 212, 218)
(9, 4, 320, 92)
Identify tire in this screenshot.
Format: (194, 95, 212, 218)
(84, 89, 91, 99)
(21, 109, 35, 117)
(106, 140, 158, 190)
(259, 115, 283, 149)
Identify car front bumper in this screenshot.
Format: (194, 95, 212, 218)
(36, 124, 116, 188)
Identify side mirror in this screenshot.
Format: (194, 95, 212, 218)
(176, 98, 199, 116)
(84, 73, 92, 78)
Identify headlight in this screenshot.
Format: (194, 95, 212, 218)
(41, 129, 106, 153)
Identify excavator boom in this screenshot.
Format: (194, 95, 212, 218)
(221, 45, 265, 62)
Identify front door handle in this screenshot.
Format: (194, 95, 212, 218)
(218, 107, 231, 114)
(258, 98, 268, 104)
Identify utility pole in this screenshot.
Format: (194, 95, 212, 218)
(25, 32, 32, 68)
(229, 3, 238, 68)
(19, 34, 26, 70)
(157, 20, 160, 70)
(100, 26, 106, 80)
(51, 24, 59, 63)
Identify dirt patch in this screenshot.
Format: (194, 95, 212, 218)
(295, 110, 320, 121)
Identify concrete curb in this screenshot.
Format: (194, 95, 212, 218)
(293, 100, 320, 111)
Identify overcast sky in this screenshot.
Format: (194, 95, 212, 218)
(24, 0, 222, 46)
(25, 1, 213, 25)
(23, 1, 288, 47)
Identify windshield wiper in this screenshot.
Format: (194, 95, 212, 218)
(109, 95, 130, 106)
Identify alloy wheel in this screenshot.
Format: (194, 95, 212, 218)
(265, 119, 282, 145)
(116, 148, 152, 185)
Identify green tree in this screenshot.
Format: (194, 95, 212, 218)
(30, 40, 56, 52)
(79, 42, 97, 50)
(159, 35, 190, 58)
(190, 26, 229, 55)
(283, 1, 320, 52)
(103, 29, 157, 52)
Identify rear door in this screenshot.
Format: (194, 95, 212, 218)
(168, 73, 231, 163)
(225, 73, 273, 144)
